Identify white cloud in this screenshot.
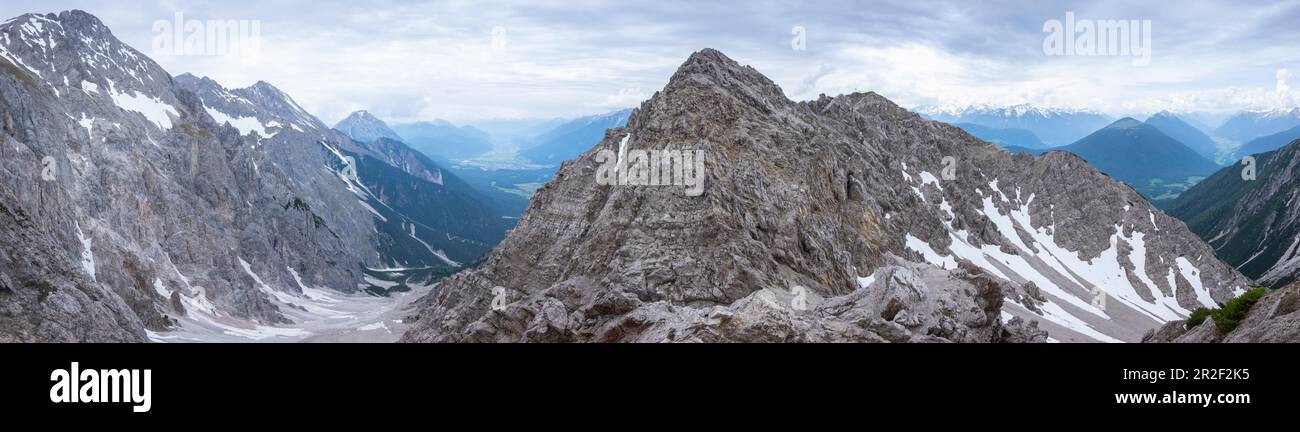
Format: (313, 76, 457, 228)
(9, 0, 1300, 121)
(597, 88, 648, 110)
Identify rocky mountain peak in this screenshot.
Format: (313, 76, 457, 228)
(334, 109, 400, 143)
(5, 10, 106, 39)
(666, 48, 782, 93)
(342, 109, 380, 123)
(236, 80, 324, 131)
(651, 48, 792, 123)
(53, 10, 109, 34)
(2, 7, 179, 119)
(172, 73, 223, 95)
(1108, 117, 1144, 128)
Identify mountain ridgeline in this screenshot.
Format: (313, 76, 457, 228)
(387, 120, 494, 163)
(519, 108, 631, 165)
(952, 123, 1047, 149)
(1232, 124, 1300, 160)
(1145, 111, 1220, 163)
(1166, 139, 1300, 289)
(401, 49, 1249, 343)
(1214, 108, 1300, 143)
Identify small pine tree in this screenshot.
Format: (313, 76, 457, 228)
(1186, 307, 1211, 329)
(1209, 288, 1268, 333)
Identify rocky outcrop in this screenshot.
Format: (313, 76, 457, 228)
(404, 258, 1022, 343)
(1145, 281, 1300, 343)
(401, 48, 1250, 343)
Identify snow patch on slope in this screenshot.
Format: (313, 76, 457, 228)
(320, 141, 374, 198)
(240, 258, 349, 319)
(205, 106, 274, 138)
(909, 179, 1219, 342)
(904, 234, 956, 270)
(74, 222, 95, 281)
(108, 88, 177, 130)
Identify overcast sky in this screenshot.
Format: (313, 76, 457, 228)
(4, 0, 1299, 125)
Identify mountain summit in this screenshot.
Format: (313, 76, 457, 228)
(334, 110, 401, 143)
(400, 49, 1249, 343)
(1056, 118, 1220, 199)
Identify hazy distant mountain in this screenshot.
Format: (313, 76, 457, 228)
(917, 104, 1112, 146)
(1145, 111, 1220, 162)
(953, 123, 1047, 149)
(389, 120, 494, 162)
(1056, 118, 1220, 199)
(1214, 108, 1300, 143)
(334, 110, 402, 143)
(1167, 139, 1300, 289)
(1002, 145, 1046, 156)
(519, 108, 631, 164)
(465, 118, 566, 139)
(1176, 112, 1225, 135)
(1232, 124, 1300, 160)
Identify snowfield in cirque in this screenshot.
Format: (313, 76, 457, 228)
(147, 261, 432, 343)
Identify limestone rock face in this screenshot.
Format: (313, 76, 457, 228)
(1, 9, 496, 341)
(402, 49, 1250, 343)
(0, 11, 393, 341)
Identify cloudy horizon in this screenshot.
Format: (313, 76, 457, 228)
(3, 0, 1299, 126)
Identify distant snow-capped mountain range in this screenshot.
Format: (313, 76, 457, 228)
(1215, 108, 1300, 143)
(915, 103, 1105, 119)
(915, 104, 1113, 146)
